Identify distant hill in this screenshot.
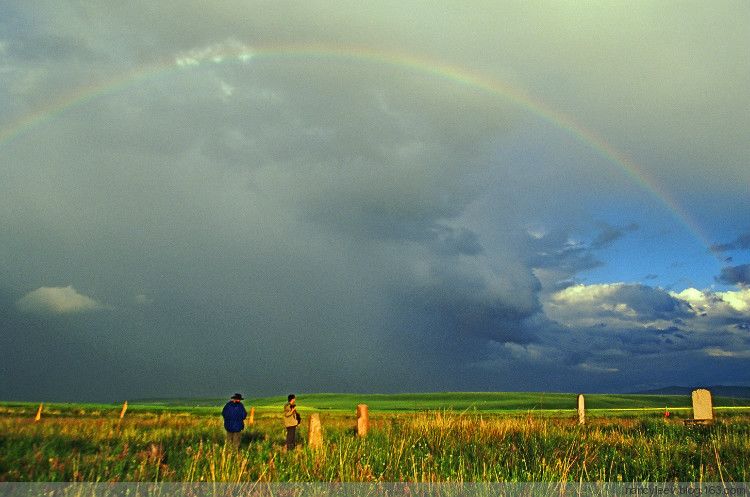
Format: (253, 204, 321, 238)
(634, 386, 750, 398)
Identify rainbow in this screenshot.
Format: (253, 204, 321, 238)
(0, 42, 712, 250)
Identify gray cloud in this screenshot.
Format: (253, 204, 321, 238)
(526, 230, 603, 275)
(524, 223, 640, 291)
(716, 264, 750, 287)
(712, 232, 750, 253)
(590, 223, 638, 249)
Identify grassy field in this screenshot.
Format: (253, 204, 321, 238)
(84, 391, 750, 412)
(1, 393, 749, 482)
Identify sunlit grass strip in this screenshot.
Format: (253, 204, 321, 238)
(1, 406, 749, 482)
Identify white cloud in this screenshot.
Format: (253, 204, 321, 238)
(546, 283, 750, 345)
(672, 287, 750, 319)
(704, 348, 750, 359)
(550, 283, 621, 306)
(545, 282, 688, 329)
(16, 286, 107, 314)
(721, 289, 750, 312)
(670, 288, 750, 330)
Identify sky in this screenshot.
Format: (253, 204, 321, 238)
(1, 1, 749, 402)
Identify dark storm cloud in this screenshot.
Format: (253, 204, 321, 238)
(716, 264, 750, 286)
(2, 1, 749, 399)
(0, 288, 143, 402)
(0, 20, 538, 400)
(429, 226, 484, 256)
(405, 264, 540, 344)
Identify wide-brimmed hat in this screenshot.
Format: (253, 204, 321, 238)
(231, 393, 244, 400)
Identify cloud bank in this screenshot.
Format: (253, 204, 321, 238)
(1, 2, 748, 400)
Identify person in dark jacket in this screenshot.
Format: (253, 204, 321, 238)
(222, 393, 247, 450)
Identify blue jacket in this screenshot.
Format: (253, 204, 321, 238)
(222, 401, 247, 432)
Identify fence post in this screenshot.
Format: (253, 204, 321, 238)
(119, 401, 128, 420)
(34, 403, 43, 422)
(249, 406, 255, 425)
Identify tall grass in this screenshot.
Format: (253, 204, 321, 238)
(1, 407, 748, 482)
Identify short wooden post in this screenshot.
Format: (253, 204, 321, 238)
(119, 401, 128, 420)
(308, 413, 323, 449)
(577, 394, 585, 425)
(356, 404, 369, 437)
(249, 406, 255, 425)
(34, 403, 43, 422)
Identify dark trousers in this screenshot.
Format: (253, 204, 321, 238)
(226, 431, 242, 450)
(285, 426, 296, 450)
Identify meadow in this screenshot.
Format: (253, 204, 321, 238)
(1, 393, 749, 482)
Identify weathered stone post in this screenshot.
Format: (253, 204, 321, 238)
(691, 388, 714, 422)
(308, 413, 323, 449)
(249, 406, 255, 425)
(577, 394, 585, 425)
(356, 404, 369, 437)
(34, 403, 43, 422)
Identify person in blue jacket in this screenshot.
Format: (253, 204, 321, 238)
(222, 393, 247, 450)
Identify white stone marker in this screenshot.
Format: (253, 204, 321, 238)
(308, 413, 323, 449)
(356, 404, 369, 437)
(691, 389, 713, 422)
(577, 394, 585, 425)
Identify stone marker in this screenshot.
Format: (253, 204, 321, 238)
(308, 413, 323, 449)
(249, 406, 255, 425)
(119, 401, 128, 420)
(691, 388, 713, 422)
(577, 394, 585, 425)
(356, 404, 369, 437)
(34, 403, 43, 422)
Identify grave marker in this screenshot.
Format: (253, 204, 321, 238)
(577, 394, 585, 425)
(356, 404, 369, 437)
(308, 413, 323, 449)
(691, 388, 713, 423)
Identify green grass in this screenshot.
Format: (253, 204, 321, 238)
(2, 393, 749, 482)
(121, 391, 750, 412)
